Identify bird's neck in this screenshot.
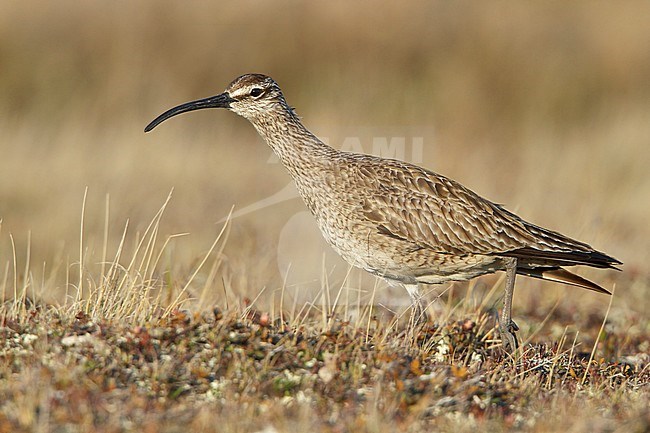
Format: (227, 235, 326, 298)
(249, 109, 336, 178)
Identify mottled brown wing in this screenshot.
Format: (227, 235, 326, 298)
(357, 160, 595, 258)
(361, 165, 529, 255)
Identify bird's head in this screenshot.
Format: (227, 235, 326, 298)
(144, 73, 289, 132)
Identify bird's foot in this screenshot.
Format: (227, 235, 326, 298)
(498, 320, 519, 354)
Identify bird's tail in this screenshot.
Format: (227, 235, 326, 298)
(516, 267, 611, 295)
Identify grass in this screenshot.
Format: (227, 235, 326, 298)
(1, 1, 649, 431)
(0, 300, 648, 432)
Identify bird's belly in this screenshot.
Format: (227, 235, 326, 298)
(314, 215, 396, 269)
(313, 214, 504, 285)
(381, 251, 504, 285)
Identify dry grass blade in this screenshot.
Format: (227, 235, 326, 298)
(579, 284, 617, 388)
(164, 206, 233, 318)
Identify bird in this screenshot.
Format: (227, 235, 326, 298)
(145, 73, 621, 352)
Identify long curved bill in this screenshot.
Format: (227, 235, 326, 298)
(144, 92, 236, 132)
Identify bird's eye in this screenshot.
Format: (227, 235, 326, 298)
(250, 88, 263, 97)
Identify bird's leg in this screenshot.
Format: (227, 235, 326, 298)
(404, 283, 428, 325)
(499, 257, 519, 353)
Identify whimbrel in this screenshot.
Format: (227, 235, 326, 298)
(145, 73, 621, 352)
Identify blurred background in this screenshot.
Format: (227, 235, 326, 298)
(1, 1, 648, 320)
